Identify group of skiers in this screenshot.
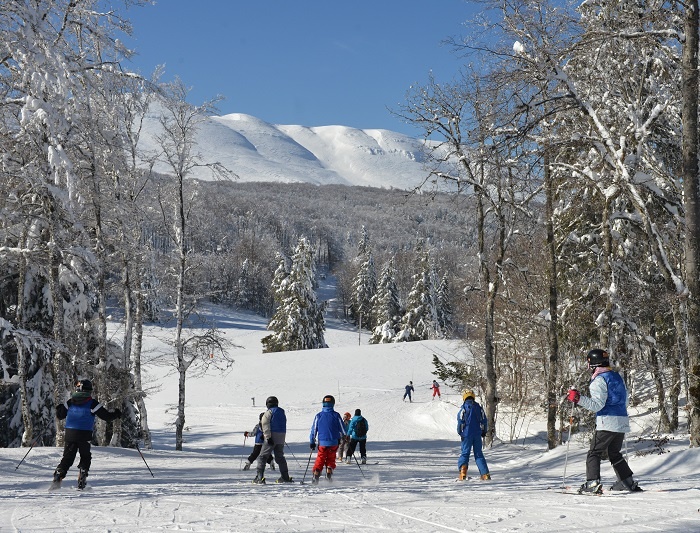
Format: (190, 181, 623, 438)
(49, 347, 640, 493)
(242, 394, 370, 484)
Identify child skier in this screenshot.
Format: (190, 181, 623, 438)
(456, 390, 490, 481)
(242, 412, 275, 471)
(431, 380, 441, 399)
(337, 412, 352, 460)
(52, 379, 122, 490)
(309, 394, 345, 484)
(345, 408, 369, 464)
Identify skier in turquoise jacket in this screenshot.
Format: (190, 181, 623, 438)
(456, 390, 490, 481)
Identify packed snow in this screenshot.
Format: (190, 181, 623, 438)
(2, 291, 700, 532)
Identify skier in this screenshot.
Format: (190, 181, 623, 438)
(403, 381, 414, 402)
(431, 380, 441, 400)
(337, 412, 352, 460)
(52, 379, 122, 490)
(309, 395, 345, 484)
(254, 396, 292, 484)
(566, 348, 642, 494)
(344, 408, 369, 464)
(456, 390, 490, 481)
(242, 412, 275, 471)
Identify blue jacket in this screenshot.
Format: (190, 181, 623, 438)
(578, 368, 630, 433)
(347, 415, 369, 441)
(56, 395, 120, 443)
(261, 406, 287, 438)
(310, 407, 345, 447)
(457, 399, 487, 439)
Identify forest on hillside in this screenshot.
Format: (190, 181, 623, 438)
(1, 0, 697, 451)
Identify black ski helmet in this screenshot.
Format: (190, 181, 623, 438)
(265, 396, 279, 408)
(75, 379, 93, 392)
(322, 394, 335, 406)
(586, 349, 610, 369)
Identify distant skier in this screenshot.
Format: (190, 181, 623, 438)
(254, 396, 292, 484)
(52, 379, 122, 490)
(431, 380, 441, 400)
(456, 389, 490, 481)
(309, 395, 346, 484)
(566, 349, 642, 494)
(344, 408, 369, 464)
(337, 412, 352, 460)
(242, 412, 275, 471)
(403, 381, 414, 402)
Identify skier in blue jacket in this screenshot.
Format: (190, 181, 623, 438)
(52, 379, 122, 489)
(567, 348, 642, 493)
(254, 396, 292, 484)
(344, 408, 369, 464)
(309, 395, 345, 483)
(456, 390, 490, 481)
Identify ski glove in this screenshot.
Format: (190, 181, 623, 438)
(566, 389, 580, 404)
(267, 437, 274, 445)
(244, 431, 249, 437)
(481, 431, 487, 438)
(113, 409, 122, 418)
(310, 442, 316, 450)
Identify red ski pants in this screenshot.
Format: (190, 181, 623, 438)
(313, 445, 338, 472)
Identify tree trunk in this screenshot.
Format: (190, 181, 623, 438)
(133, 289, 152, 449)
(544, 153, 560, 449)
(682, 0, 700, 447)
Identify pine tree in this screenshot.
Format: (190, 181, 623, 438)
(369, 258, 402, 344)
(436, 273, 453, 337)
(395, 250, 440, 342)
(262, 237, 327, 352)
(351, 251, 377, 328)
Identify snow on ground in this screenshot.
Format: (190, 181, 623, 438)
(2, 297, 700, 532)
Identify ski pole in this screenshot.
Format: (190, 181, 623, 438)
(239, 434, 248, 469)
(135, 442, 155, 477)
(300, 450, 313, 484)
(352, 453, 367, 479)
(15, 430, 43, 470)
(561, 400, 575, 489)
(285, 442, 302, 468)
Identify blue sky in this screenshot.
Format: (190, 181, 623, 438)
(123, 1, 475, 136)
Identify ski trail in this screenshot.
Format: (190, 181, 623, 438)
(340, 493, 473, 533)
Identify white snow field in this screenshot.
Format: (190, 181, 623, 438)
(2, 302, 700, 532)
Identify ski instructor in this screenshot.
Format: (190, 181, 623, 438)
(566, 348, 642, 494)
(253, 395, 293, 484)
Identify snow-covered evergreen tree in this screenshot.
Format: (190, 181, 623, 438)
(369, 258, 402, 344)
(395, 250, 440, 342)
(351, 251, 377, 328)
(436, 273, 453, 337)
(262, 237, 327, 352)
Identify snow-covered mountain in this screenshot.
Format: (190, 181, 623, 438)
(140, 111, 434, 189)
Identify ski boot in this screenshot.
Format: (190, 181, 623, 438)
(326, 467, 333, 482)
(480, 473, 491, 480)
(252, 470, 266, 484)
(50, 470, 64, 490)
(77, 468, 88, 490)
(311, 469, 321, 485)
(242, 461, 251, 471)
(345, 456, 351, 464)
(275, 476, 294, 484)
(459, 466, 468, 481)
(610, 476, 643, 492)
(361, 456, 366, 465)
(578, 479, 603, 494)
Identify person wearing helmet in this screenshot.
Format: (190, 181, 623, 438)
(456, 389, 490, 481)
(566, 349, 642, 494)
(336, 412, 352, 460)
(344, 408, 369, 464)
(51, 379, 122, 490)
(431, 380, 441, 400)
(242, 412, 275, 471)
(309, 395, 345, 484)
(254, 396, 292, 484)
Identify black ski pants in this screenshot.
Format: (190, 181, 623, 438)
(56, 440, 91, 477)
(586, 430, 632, 482)
(247, 443, 274, 465)
(346, 438, 367, 458)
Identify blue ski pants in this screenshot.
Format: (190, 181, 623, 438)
(458, 435, 489, 475)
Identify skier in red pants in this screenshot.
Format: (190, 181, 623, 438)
(309, 395, 345, 484)
(431, 380, 441, 399)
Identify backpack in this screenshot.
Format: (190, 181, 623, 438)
(354, 417, 368, 438)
